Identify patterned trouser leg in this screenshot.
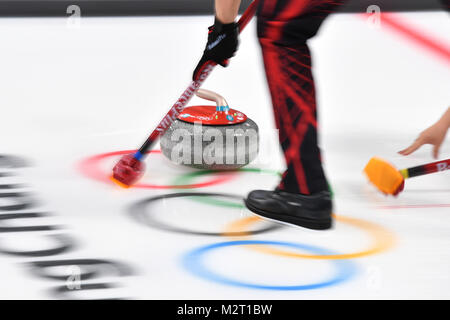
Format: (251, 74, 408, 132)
(257, 0, 347, 195)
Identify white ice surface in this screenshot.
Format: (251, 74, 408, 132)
(0, 12, 449, 299)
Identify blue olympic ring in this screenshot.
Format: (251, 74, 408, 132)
(182, 240, 358, 291)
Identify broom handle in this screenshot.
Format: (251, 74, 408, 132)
(134, 0, 260, 160)
(400, 158, 450, 178)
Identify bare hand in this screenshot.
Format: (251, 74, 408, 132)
(399, 122, 448, 158)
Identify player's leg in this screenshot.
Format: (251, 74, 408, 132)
(245, 0, 348, 230)
(260, 37, 326, 195)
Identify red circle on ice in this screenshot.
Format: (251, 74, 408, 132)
(78, 150, 236, 189)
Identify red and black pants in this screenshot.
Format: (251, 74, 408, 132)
(257, 0, 347, 195)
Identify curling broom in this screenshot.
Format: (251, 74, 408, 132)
(110, 0, 260, 187)
(364, 157, 449, 196)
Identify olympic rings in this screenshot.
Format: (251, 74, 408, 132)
(78, 150, 235, 189)
(182, 240, 358, 291)
(128, 192, 281, 237)
(224, 215, 396, 260)
(79, 149, 395, 291)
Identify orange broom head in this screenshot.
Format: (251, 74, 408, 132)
(364, 157, 405, 195)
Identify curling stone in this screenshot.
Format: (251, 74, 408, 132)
(160, 89, 259, 170)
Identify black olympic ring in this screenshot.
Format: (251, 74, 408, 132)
(128, 192, 281, 237)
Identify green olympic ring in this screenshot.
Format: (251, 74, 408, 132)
(172, 167, 333, 208)
(172, 168, 282, 209)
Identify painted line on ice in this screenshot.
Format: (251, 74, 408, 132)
(376, 204, 450, 209)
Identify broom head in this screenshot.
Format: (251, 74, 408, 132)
(364, 157, 405, 196)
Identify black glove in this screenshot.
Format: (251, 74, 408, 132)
(193, 17, 239, 81)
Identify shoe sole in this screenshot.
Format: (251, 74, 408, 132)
(244, 199, 332, 231)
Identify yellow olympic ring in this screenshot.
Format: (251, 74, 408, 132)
(223, 214, 396, 260)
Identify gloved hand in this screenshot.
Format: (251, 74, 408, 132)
(193, 17, 239, 81)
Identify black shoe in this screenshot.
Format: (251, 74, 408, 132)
(244, 189, 332, 230)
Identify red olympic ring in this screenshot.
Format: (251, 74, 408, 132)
(77, 150, 236, 189)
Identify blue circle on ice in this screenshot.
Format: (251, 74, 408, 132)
(182, 240, 358, 291)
